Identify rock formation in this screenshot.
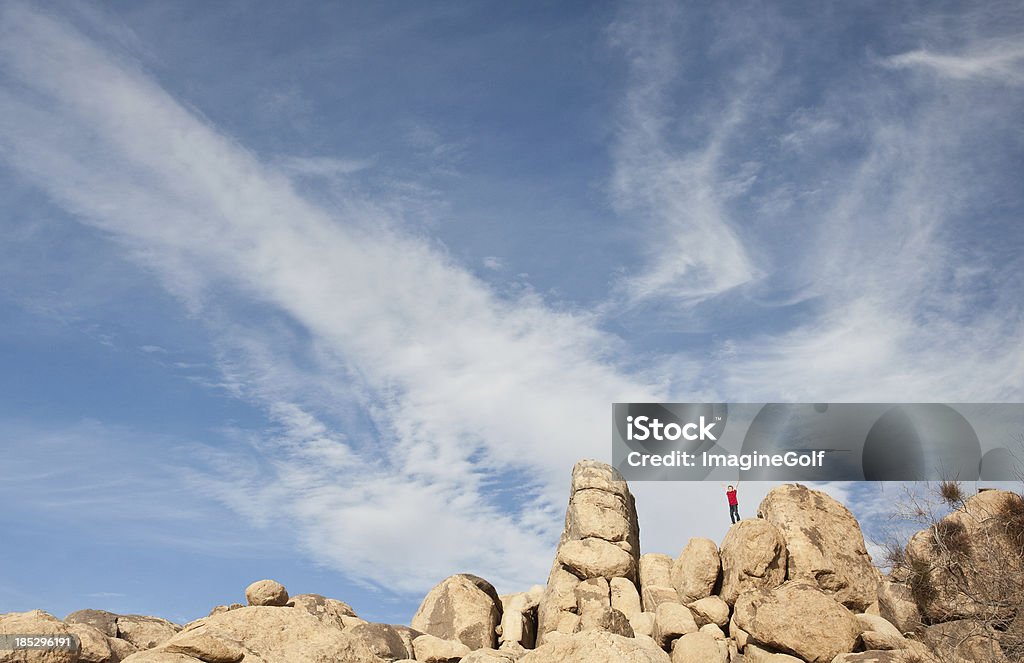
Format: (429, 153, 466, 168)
(4, 460, 1021, 663)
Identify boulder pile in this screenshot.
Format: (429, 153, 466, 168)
(2, 460, 1020, 662)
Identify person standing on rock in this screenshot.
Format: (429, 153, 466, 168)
(722, 481, 740, 524)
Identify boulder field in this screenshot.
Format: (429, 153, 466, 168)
(2, 460, 1020, 662)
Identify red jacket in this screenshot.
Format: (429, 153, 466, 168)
(726, 489, 738, 506)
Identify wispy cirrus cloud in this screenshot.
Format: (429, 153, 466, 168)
(882, 37, 1024, 86)
(0, 2, 662, 594)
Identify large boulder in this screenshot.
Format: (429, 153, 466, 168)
(575, 606, 634, 637)
(757, 484, 879, 611)
(651, 603, 697, 649)
(733, 581, 861, 663)
(411, 574, 502, 650)
(923, 619, 1008, 663)
(718, 518, 787, 605)
(610, 578, 642, 621)
(245, 580, 289, 607)
(115, 616, 180, 650)
(557, 539, 635, 580)
(286, 594, 357, 630)
(537, 461, 641, 644)
(670, 538, 720, 603)
(875, 580, 921, 634)
(638, 554, 677, 613)
(348, 623, 419, 660)
(519, 630, 669, 663)
(686, 596, 729, 628)
(122, 605, 378, 663)
(669, 631, 726, 663)
(498, 586, 542, 649)
(0, 611, 78, 663)
(65, 609, 119, 638)
(411, 634, 470, 662)
(904, 489, 1024, 623)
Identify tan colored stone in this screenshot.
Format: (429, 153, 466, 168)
(671, 538, 720, 603)
(699, 623, 725, 639)
(568, 489, 632, 542)
(116, 615, 180, 650)
(670, 631, 726, 663)
(162, 630, 244, 663)
(905, 490, 1024, 623)
(875, 580, 921, 634)
(287, 593, 356, 629)
(498, 586, 542, 648)
(687, 596, 729, 628)
(758, 484, 879, 611)
(65, 609, 119, 638)
(610, 578, 642, 620)
(65, 622, 115, 663)
(412, 633, 471, 662)
(411, 574, 502, 650)
(641, 585, 679, 613)
(575, 606, 634, 637)
(855, 614, 902, 640)
(575, 577, 610, 615)
(742, 643, 804, 663)
(244, 579, 289, 607)
(733, 581, 860, 663)
(148, 605, 377, 663)
(558, 538, 635, 580)
(652, 603, 698, 649)
(519, 630, 670, 663)
(0, 611, 78, 663)
(639, 554, 674, 589)
(719, 518, 787, 605)
(629, 612, 655, 638)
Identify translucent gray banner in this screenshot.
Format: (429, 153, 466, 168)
(611, 403, 1024, 481)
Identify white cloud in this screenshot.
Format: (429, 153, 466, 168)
(0, 3, 662, 595)
(883, 37, 1024, 86)
(606, 1, 762, 304)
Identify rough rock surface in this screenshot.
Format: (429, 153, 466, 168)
(610, 578, 642, 621)
(575, 606, 634, 638)
(287, 593, 357, 630)
(638, 554, 677, 613)
(875, 580, 921, 634)
(686, 596, 729, 628)
(718, 518, 787, 605)
(498, 586, 542, 649)
(651, 603, 697, 649)
(123, 605, 377, 663)
(670, 538, 720, 603)
(758, 484, 879, 611)
(115, 616, 180, 651)
(348, 622, 419, 660)
(65, 609, 119, 638)
(537, 461, 640, 644)
(669, 631, 725, 663)
(244, 579, 289, 608)
(905, 489, 1024, 623)
(733, 581, 861, 663)
(412, 574, 502, 651)
(0, 611, 78, 663)
(411, 634, 471, 662)
(519, 631, 669, 663)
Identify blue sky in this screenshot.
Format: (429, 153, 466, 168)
(1, 0, 1022, 626)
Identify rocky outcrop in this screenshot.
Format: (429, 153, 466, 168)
(536, 461, 640, 645)
(670, 538, 720, 604)
(733, 581, 861, 663)
(519, 631, 669, 663)
(11, 463, 1021, 663)
(758, 484, 879, 611)
(905, 489, 1024, 624)
(718, 518, 787, 605)
(245, 579, 289, 607)
(122, 605, 376, 663)
(0, 610, 80, 663)
(411, 574, 502, 651)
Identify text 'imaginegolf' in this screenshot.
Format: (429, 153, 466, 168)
(611, 403, 1024, 481)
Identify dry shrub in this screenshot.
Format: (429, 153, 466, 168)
(995, 492, 1024, 554)
(908, 556, 937, 608)
(938, 480, 964, 506)
(932, 519, 971, 557)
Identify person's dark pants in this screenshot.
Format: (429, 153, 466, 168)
(730, 504, 740, 524)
